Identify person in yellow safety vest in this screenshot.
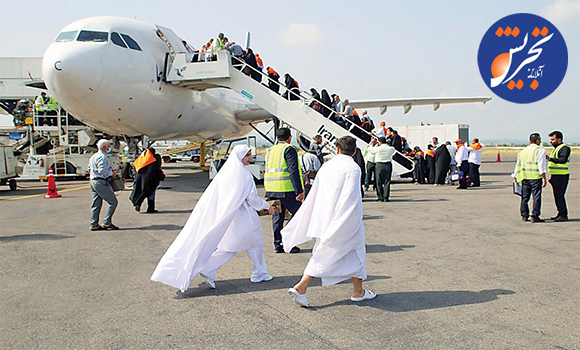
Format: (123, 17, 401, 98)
(34, 92, 48, 112)
(546, 130, 571, 221)
(513, 133, 547, 222)
(264, 127, 304, 253)
(47, 95, 59, 111)
(211, 33, 225, 60)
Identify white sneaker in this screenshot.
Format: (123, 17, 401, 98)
(288, 288, 309, 307)
(200, 273, 216, 289)
(251, 275, 273, 283)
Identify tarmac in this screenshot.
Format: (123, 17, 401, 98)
(1, 154, 579, 349)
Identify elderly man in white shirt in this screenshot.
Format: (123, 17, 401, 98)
(88, 139, 119, 230)
(300, 151, 322, 197)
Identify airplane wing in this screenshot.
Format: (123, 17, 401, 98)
(348, 97, 491, 115)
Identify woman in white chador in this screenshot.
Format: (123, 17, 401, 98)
(151, 145, 275, 292)
(282, 136, 376, 307)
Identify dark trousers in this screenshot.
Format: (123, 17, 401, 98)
(458, 160, 469, 189)
(271, 197, 302, 247)
(469, 163, 481, 187)
(365, 161, 376, 187)
(520, 178, 543, 218)
(549, 174, 569, 218)
(375, 162, 392, 201)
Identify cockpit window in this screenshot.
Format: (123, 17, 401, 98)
(121, 34, 142, 51)
(77, 30, 108, 42)
(111, 32, 127, 48)
(55, 31, 78, 42)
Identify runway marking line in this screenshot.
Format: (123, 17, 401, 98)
(0, 185, 90, 202)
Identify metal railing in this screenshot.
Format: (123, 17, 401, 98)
(229, 54, 376, 144)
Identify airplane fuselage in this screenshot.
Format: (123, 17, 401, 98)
(42, 17, 262, 141)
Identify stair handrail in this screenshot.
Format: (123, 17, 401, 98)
(193, 51, 414, 173)
(229, 54, 379, 144)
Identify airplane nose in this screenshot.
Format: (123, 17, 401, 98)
(43, 44, 104, 98)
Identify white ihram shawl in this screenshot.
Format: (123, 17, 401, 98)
(282, 154, 367, 286)
(151, 145, 269, 292)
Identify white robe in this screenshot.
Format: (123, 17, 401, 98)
(151, 145, 269, 292)
(282, 154, 367, 286)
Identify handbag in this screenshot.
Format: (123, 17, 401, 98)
(108, 174, 125, 192)
(513, 182, 522, 196)
(450, 170, 464, 182)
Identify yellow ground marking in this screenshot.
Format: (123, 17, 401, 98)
(0, 185, 90, 202)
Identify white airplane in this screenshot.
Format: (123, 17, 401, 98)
(42, 16, 490, 145)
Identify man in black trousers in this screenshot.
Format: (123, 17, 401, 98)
(547, 131, 571, 222)
(264, 128, 304, 253)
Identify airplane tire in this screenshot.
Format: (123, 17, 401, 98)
(9, 179, 17, 191)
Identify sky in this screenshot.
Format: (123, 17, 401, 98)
(1, 0, 579, 143)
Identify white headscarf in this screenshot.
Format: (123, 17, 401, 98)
(151, 145, 257, 291)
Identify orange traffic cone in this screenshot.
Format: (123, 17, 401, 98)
(44, 168, 62, 198)
(496, 151, 501, 162)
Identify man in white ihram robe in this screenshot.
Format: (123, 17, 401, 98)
(151, 145, 275, 292)
(282, 136, 377, 307)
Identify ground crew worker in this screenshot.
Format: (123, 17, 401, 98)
(265, 128, 304, 253)
(513, 133, 547, 222)
(368, 137, 395, 202)
(363, 138, 377, 191)
(211, 33, 225, 60)
(547, 130, 570, 221)
(34, 92, 48, 109)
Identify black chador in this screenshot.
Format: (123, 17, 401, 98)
(320, 89, 332, 117)
(434, 144, 451, 185)
(130, 150, 164, 212)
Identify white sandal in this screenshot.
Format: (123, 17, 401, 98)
(351, 289, 377, 302)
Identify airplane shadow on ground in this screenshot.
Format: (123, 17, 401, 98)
(0, 233, 74, 243)
(312, 289, 516, 312)
(174, 274, 391, 300)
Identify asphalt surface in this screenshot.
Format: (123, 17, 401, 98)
(1, 155, 579, 349)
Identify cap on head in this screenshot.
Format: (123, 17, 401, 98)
(380, 121, 386, 126)
(455, 139, 463, 144)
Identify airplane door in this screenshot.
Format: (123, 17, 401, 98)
(155, 25, 192, 62)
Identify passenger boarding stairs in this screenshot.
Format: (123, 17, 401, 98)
(165, 50, 414, 176)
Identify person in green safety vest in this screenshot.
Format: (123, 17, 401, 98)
(210, 32, 225, 60)
(512, 133, 547, 222)
(47, 95, 59, 112)
(264, 127, 304, 254)
(546, 130, 571, 222)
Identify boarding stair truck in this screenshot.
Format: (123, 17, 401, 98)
(0, 143, 18, 190)
(19, 104, 121, 180)
(159, 36, 415, 177)
(209, 136, 264, 181)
